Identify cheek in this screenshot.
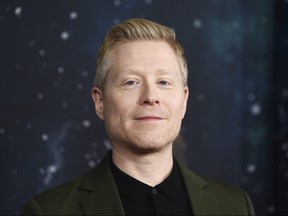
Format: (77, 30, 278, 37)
(103, 95, 131, 121)
(169, 97, 187, 119)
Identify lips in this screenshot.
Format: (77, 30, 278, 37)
(135, 116, 163, 120)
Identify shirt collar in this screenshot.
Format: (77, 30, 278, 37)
(109, 152, 185, 202)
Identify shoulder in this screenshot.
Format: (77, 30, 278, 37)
(198, 173, 252, 202)
(178, 161, 248, 196)
(178, 162, 255, 215)
(33, 172, 88, 204)
(21, 152, 112, 215)
(21, 171, 90, 215)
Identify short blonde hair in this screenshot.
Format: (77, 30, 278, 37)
(94, 18, 188, 90)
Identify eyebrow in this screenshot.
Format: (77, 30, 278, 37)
(117, 68, 178, 76)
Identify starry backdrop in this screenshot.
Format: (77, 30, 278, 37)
(0, 0, 287, 215)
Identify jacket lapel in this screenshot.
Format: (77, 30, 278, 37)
(79, 152, 125, 215)
(77, 152, 231, 215)
(178, 163, 230, 215)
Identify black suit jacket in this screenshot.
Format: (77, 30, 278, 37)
(21, 152, 255, 215)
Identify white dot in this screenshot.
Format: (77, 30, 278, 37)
(37, 93, 44, 100)
(26, 123, 32, 129)
(232, 21, 240, 28)
(77, 83, 83, 90)
(246, 164, 256, 173)
(39, 49, 46, 56)
(29, 40, 35, 46)
(113, 18, 120, 25)
(81, 70, 89, 77)
(193, 19, 202, 29)
(14, 6, 22, 18)
(83, 119, 91, 128)
(39, 168, 45, 175)
(62, 101, 68, 108)
(250, 103, 262, 115)
(114, 0, 121, 6)
(48, 165, 57, 173)
(12, 169, 18, 175)
(61, 31, 70, 40)
(42, 133, 49, 141)
(282, 142, 288, 151)
(145, 0, 153, 5)
(88, 160, 96, 168)
(58, 67, 64, 74)
(0, 128, 5, 134)
(197, 94, 205, 101)
(69, 11, 78, 20)
(282, 88, 288, 98)
(91, 142, 98, 148)
(85, 153, 92, 160)
(16, 64, 21, 70)
(104, 139, 112, 150)
(267, 205, 275, 213)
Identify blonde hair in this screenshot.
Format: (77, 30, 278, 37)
(94, 18, 188, 90)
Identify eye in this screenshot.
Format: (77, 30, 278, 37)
(158, 80, 170, 85)
(122, 79, 140, 88)
(124, 80, 136, 86)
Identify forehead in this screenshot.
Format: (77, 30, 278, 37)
(110, 40, 179, 72)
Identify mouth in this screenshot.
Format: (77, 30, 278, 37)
(134, 116, 163, 121)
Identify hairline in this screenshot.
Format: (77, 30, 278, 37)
(96, 39, 188, 91)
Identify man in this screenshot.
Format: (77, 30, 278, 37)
(21, 18, 255, 215)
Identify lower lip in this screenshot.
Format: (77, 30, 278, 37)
(136, 117, 162, 120)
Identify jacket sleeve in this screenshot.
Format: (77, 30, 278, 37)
(243, 191, 255, 216)
(21, 199, 44, 216)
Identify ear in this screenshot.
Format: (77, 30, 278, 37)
(182, 86, 189, 119)
(91, 87, 104, 120)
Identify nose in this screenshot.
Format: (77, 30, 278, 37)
(140, 83, 160, 106)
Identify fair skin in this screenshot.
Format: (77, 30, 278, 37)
(92, 40, 189, 186)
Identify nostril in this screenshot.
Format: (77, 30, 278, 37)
(141, 98, 159, 105)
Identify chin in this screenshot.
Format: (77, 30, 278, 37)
(129, 142, 170, 155)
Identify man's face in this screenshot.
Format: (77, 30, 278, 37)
(92, 40, 189, 154)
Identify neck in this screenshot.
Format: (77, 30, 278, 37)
(111, 146, 173, 187)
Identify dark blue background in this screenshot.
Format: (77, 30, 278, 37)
(1, 0, 287, 215)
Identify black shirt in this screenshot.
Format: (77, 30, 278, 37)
(110, 154, 193, 215)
